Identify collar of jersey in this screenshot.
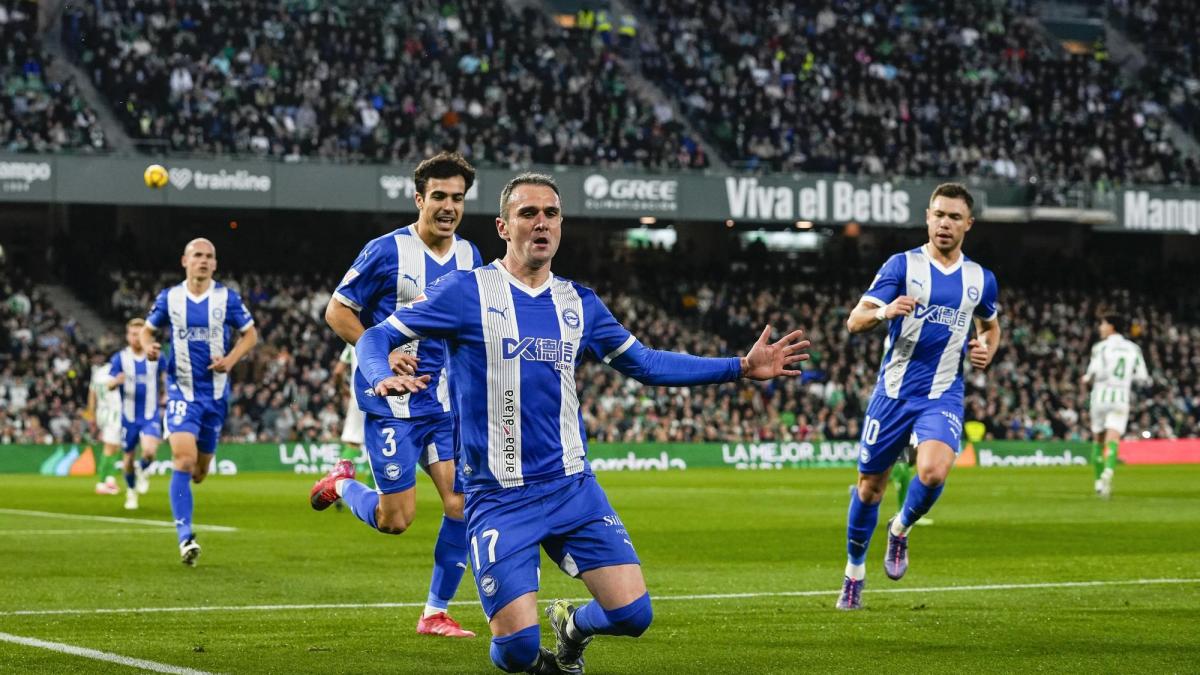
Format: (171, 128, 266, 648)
(491, 260, 553, 297)
(922, 244, 963, 275)
(404, 223, 458, 266)
(181, 281, 214, 302)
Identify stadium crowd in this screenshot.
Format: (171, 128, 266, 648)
(61, 0, 707, 168)
(632, 0, 1199, 198)
(0, 262, 97, 445)
(1108, 0, 1200, 136)
(1, 0, 105, 153)
(18, 248, 1191, 447)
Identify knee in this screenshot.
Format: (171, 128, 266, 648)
(443, 493, 464, 521)
(916, 465, 949, 488)
(489, 625, 541, 672)
(609, 593, 653, 638)
(856, 476, 886, 504)
(376, 509, 411, 535)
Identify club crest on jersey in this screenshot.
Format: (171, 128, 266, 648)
(562, 308, 581, 329)
(967, 286, 980, 302)
(502, 337, 576, 371)
(913, 304, 970, 334)
(384, 463, 401, 480)
(212, 307, 225, 321)
(480, 574, 498, 597)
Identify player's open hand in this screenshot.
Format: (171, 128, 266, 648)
(886, 295, 917, 319)
(208, 354, 238, 373)
(375, 374, 431, 397)
(146, 341, 161, 360)
(740, 325, 810, 381)
(968, 338, 992, 369)
(389, 350, 418, 375)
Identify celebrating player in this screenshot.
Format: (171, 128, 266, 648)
(106, 318, 162, 510)
(1082, 314, 1149, 498)
(142, 238, 257, 565)
(311, 152, 483, 638)
(354, 173, 810, 673)
(837, 183, 1000, 610)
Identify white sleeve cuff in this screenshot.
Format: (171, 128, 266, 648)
(387, 315, 418, 339)
(860, 295, 888, 308)
(333, 291, 363, 312)
(602, 335, 637, 365)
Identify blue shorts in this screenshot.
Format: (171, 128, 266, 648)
(164, 396, 228, 454)
(465, 474, 641, 619)
(364, 412, 458, 494)
(858, 394, 963, 474)
(122, 417, 162, 453)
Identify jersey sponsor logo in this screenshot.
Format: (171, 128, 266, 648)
(176, 326, 225, 341)
(479, 574, 498, 597)
(501, 389, 517, 475)
(501, 337, 576, 372)
(562, 308, 581, 329)
(913, 303, 970, 333)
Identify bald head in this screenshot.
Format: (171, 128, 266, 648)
(181, 237, 217, 284)
(184, 237, 216, 256)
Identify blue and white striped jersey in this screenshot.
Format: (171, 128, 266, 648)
(107, 348, 160, 424)
(146, 282, 254, 402)
(861, 245, 999, 401)
(334, 224, 483, 419)
(357, 262, 743, 492)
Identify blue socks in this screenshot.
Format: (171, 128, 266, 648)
(139, 457, 153, 471)
(900, 477, 945, 528)
(846, 488, 880, 566)
(169, 470, 193, 543)
(572, 592, 653, 638)
(490, 625, 540, 672)
(340, 479, 380, 530)
(124, 470, 136, 490)
(426, 515, 468, 610)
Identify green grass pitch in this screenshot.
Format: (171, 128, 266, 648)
(1, 465, 1197, 673)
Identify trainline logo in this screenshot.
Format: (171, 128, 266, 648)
(169, 167, 271, 192)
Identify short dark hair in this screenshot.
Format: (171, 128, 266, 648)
(1102, 313, 1127, 334)
(413, 152, 476, 197)
(930, 182, 974, 214)
(499, 172, 560, 220)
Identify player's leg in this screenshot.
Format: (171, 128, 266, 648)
(314, 414, 419, 533)
(94, 441, 121, 495)
(120, 426, 139, 509)
(417, 418, 473, 636)
(136, 428, 160, 494)
(1100, 413, 1125, 498)
(469, 487, 559, 673)
(167, 430, 202, 564)
(839, 395, 910, 608)
(541, 476, 649, 670)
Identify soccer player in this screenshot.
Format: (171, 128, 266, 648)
(352, 173, 810, 673)
(312, 152, 483, 638)
(86, 350, 122, 495)
(142, 238, 257, 565)
(837, 183, 1000, 610)
(1081, 314, 1149, 499)
(330, 343, 373, 510)
(106, 318, 162, 510)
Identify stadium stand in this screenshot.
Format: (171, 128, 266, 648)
(631, 0, 1199, 197)
(1, 0, 106, 152)
(1108, 0, 1200, 136)
(0, 261, 98, 444)
(61, 0, 708, 168)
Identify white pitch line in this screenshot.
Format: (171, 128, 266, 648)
(2, 578, 1196, 618)
(0, 528, 168, 536)
(0, 631, 216, 675)
(0, 508, 237, 532)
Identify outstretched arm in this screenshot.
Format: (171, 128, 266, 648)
(357, 321, 430, 396)
(607, 325, 809, 386)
